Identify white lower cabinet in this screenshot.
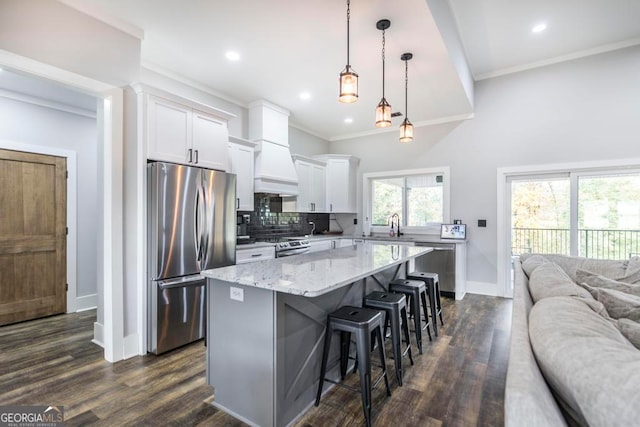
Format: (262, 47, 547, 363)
(309, 240, 332, 253)
(236, 246, 275, 264)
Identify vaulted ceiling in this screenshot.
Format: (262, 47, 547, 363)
(4, 0, 640, 142)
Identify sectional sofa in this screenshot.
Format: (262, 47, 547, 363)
(505, 253, 640, 426)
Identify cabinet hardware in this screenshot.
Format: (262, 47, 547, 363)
(195, 149, 199, 164)
(251, 253, 263, 257)
(237, 198, 240, 209)
(188, 148, 193, 163)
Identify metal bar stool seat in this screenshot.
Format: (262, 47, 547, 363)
(315, 305, 392, 427)
(364, 291, 413, 386)
(388, 278, 431, 354)
(407, 271, 444, 336)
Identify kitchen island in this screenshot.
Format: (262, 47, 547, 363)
(201, 242, 433, 427)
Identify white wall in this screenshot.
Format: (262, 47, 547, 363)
(0, 0, 141, 86)
(289, 127, 330, 156)
(0, 95, 99, 300)
(330, 45, 640, 294)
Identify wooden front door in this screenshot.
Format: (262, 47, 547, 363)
(0, 149, 67, 325)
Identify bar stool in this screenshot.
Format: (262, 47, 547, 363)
(407, 271, 444, 336)
(388, 278, 431, 354)
(315, 306, 392, 427)
(364, 291, 414, 386)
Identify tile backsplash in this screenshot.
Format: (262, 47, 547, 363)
(238, 194, 329, 241)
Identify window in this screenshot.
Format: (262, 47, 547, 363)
(364, 168, 449, 234)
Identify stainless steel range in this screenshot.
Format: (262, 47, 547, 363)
(275, 237, 311, 258)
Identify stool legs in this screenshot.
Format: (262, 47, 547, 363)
(401, 305, 414, 366)
(316, 325, 333, 406)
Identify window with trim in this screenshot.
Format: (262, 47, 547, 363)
(365, 168, 449, 234)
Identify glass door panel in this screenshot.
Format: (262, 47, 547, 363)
(511, 177, 570, 256)
(578, 173, 640, 259)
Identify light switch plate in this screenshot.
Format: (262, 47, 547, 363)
(230, 287, 244, 302)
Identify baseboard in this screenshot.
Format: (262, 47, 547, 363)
(75, 293, 97, 312)
(123, 333, 140, 359)
(93, 321, 104, 348)
(466, 281, 501, 297)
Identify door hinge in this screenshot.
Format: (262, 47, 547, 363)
(66, 171, 69, 179)
(66, 227, 69, 235)
(66, 283, 68, 291)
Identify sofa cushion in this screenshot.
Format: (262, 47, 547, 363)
(616, 318, 640, 350)
(528, 262, 591, 302)
(576, 269, 640, 297)
(529, 296, 640, 427)
(521, 254, 551, 278)
(520, 253, 629, 282)
(578, 283, 640, 322)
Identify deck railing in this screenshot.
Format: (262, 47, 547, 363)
(512, 228, 640, 260)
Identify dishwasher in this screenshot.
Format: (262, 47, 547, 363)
(414, 242, 456, 298)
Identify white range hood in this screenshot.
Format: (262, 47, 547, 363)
(249, 100, 299, 196)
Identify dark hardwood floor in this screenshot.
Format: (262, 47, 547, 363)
(0, 294, 511, 426)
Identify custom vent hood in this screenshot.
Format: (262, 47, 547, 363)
(249, 100, 299, 196)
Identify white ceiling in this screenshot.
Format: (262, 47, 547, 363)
(4, 1, 640, 142)
(449, 0, 640, 80)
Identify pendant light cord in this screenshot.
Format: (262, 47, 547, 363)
(381, 28, 386, 97)
(346, 0, 351, 66)
(404, 58, 408, 118)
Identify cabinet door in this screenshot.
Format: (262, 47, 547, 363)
(296, 161, 312, 212)
(311, 163, 326, 212)
(148, 96, 191, 164)
(229, 143, 254, 211)
(309, 240, 332, 253)
(193, 110, 229, 171)
(326, 159, 355, 212)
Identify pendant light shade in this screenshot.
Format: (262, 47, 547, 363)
(339, 0, 358, 103)
(399, 52, 414, 143)
(375, 19, 392, 128)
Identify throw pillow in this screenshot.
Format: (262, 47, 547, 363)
(578, 283, 640, 322)
(617, 318, 640, 350)
(576, 269, 640, 297)
(528, 262, 592, 302)
(620, 256, 640, 284)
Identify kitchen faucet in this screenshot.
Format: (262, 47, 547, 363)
(308, 221, 316, 235)
(390, 213, 402, 237)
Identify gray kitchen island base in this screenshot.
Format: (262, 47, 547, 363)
(204, 243, 433, 427)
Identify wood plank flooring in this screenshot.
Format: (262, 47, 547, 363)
(0, 294, 511, 426)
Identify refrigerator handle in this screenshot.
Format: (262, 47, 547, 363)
(195, 184, 206, 263)
(201, 182, 211, 267)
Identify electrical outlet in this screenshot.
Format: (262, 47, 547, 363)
(478, 219, 487, 227)
(230, 287, 244, 302)
(353, 218, 357, 225)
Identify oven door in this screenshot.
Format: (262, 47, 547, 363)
(276, 247, 310, 258)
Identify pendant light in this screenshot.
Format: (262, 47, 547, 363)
(339, 0, 358, 103)
(375, 19, 391, 128)
(399, 52, 414, 143)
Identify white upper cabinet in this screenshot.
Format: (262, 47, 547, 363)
(284, 155, 326, 212)
(316, 155, 360, 213)
(145, 91, 234, 171)
(228, 136, 257, 211)
(192, 110, 229, 171)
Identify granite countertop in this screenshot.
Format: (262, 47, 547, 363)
(202, 242, 433, 297)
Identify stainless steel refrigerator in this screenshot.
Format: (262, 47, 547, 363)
(148, 161, 236, 354)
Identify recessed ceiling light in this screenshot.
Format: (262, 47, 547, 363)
(531, 23, 547, 33)
(344, 118, 353, 124)
(225, 51, 240, 61)
(299, 92, 311, 100)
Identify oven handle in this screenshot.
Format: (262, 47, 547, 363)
(277, 248, 311, 257)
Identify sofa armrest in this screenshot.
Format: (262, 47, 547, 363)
(504, 258, 567, 427)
